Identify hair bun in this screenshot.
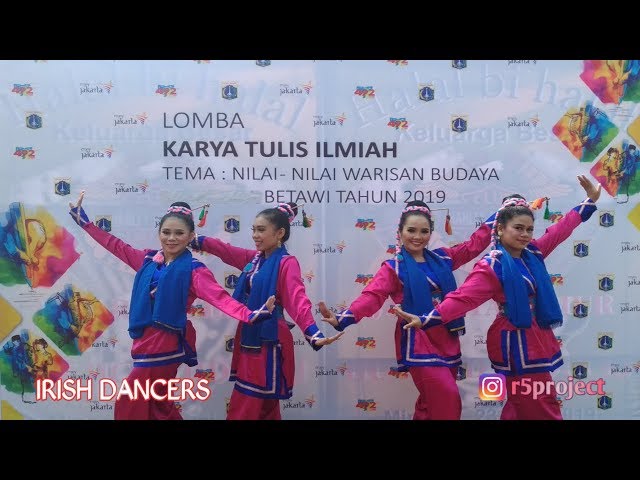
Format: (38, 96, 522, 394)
(275, 203, 296, 223)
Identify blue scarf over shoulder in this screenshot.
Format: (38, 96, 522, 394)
(497, 244, 563, 329)
(232, 246, 286, 348)
(128, 249, 192, 339)
(399, 246, 465, 333)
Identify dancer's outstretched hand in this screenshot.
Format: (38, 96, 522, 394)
(318, 301, 339, 329)
(68, 190, 90, 227)
(578, 174, 601, 203)
(314, 331, 344, 347)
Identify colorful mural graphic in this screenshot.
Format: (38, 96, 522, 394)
(34, 284, 115, 355)
(590, 140, 640, 202)
(0, 329, 69, 403)
(0, 202, 80, 288)
(553, 102, 619, 163)
(580, 60, 640, 104)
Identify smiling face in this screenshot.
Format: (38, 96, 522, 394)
(159, 216, 195, 262)
(497, 214, 534, 257)
(252, 214, 285, 257)
(400, 214, 431, 260)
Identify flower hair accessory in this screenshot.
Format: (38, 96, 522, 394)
(167, 205, 193, 217)
(275, 203, 296, 224)
(400, 205, 453, 233)
(402, 205, 432, 216)
(502, 198, 531, 210)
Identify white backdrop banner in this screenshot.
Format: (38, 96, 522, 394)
(1, 59, 639, 419)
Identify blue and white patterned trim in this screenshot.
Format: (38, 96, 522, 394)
(400, 327, 462, 367)
(132, 346, 191, 368)
(190, 234, 206, 251)
(335, 309, 357, 331)
(69, 205, 90, 227)
(229, 343, 292, 399)
(248, 299, 272, 323)
(303, 324, 325, 351)
(419, 309, 441, 329)
(491, 329, 563, 376)
(573, 198, 597, 222)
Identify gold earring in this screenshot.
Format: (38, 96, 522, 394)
(277, 240, 282, 248)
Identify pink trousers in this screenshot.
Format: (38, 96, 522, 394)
(409, 366, 462, 420)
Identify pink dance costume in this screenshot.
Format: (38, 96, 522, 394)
(332, 217, 494, 420)
(192, 236, 326, 420)
(70, 207, 267, 420)
(420, 199, 597, 420)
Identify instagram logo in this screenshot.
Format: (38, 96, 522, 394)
(479, 373, 506, 401)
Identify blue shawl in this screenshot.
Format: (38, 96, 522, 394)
(232, 246, 286, 348)
(498, 244, 563, 329)
(128, 249, 192, 339)
(399, 246, 465, 333)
